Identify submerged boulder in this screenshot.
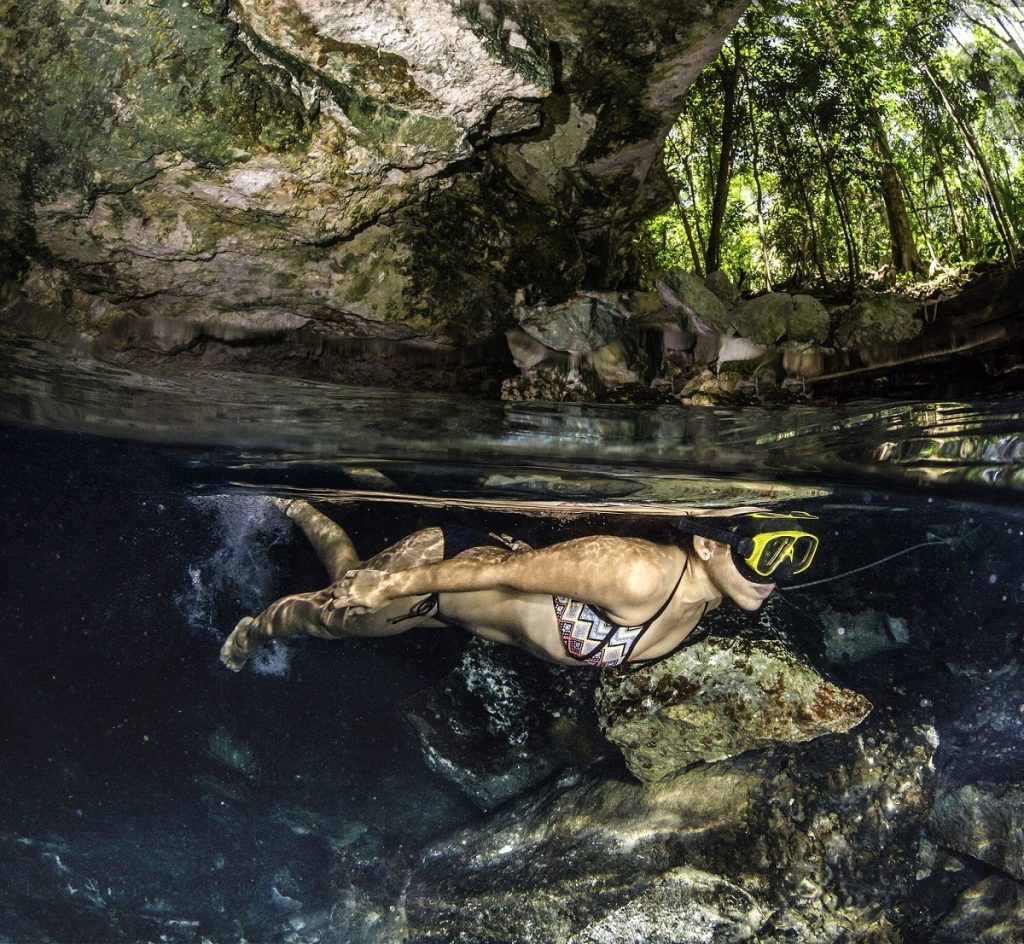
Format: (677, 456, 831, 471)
(595, 637, 872, 782)
(400, 639, 604, 810)
(819, 605, 911, 664)
(936, 875, 1024, 944)
(566, 868, 767, 944)
(406, 718, 937, 943)
(930, 782, 1024, 881)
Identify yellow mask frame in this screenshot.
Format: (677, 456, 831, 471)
(742, 530, 819, 578)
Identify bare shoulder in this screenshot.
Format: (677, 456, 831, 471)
(554, 534, 680, 564)
(551, 534, 683, 596)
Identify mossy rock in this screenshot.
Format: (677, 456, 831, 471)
(835, 293, 923, 347)
(735, 292, 792, 344)
(657, 269, 735, 333)
(596, 637, 872, 782)
(789, 294, 830, 343)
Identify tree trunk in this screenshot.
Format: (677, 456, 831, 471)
(942, 174, 970, 259)
(665, 137, 705, 274)
(774, 130, 827, 285)
(868, 106, 927, 276)
(902, 174, 939, 270)
(933, 144, 971, 258)
(989, 0, 1024, 53)
(951, 159, 987, 255)
(681, 153, 707, 269)
(811, 123, 859, 282)
(705, 36, 742, 275)
(965, 12, 1024, 60)
(745, 73, 773, 291)
(672, 189, 704, 274)
(796, 172, 828, 285)
(919, 57, 1018, 263)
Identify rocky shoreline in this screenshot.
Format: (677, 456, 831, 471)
(502, 264, 1024, 405)
(6, 262, 1020, 404)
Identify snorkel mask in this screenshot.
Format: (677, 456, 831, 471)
(675, 511, 820, 584)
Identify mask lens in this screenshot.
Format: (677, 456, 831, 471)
(790, 535, 817, 573)
(746, 533, 818, 576)
(756, 536, 792, 572)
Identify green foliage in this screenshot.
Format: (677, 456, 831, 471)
(647, 0, 1024, 291)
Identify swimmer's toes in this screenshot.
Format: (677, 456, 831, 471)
(220, 617, 255, 672)
(269, 497, 315, 521)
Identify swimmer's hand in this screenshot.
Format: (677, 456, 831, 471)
(330, 569, 396, 614)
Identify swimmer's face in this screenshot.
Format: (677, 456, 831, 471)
(702, 540, 775, 610)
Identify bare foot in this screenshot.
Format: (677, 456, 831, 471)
(221, 616, 258, 672)
(268, 497, 298, 516)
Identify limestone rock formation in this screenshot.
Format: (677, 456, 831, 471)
(789, 293, 831, 343)
(405, 719, 937, 943)
(1, 0, 748, 376)
(736, 291, 831, 344)
(595, 637, 872, 782)
(935, 876, 1024, 944)
(656, 269, 738, 334)
(704, 269, 742, 306)
(834, 292, 923, 346)
(515, 294, 630, 354)
(502, 290, 664, 398)
(735, 292, 792, 344)
(818, 605, 911, 664)
(566, 869, 767, 944)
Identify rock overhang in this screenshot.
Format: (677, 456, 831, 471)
(2, 0, 749, 382)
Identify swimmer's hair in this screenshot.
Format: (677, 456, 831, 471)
(670, 515, 727, 552)
(672, 514, 742, 546)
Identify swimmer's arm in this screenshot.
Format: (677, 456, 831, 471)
(332, 537, 682, 622)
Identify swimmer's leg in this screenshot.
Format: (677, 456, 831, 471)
(273, 498, 359, 581)
(221, 588, 335, 671)
(221, 526, 446, 672)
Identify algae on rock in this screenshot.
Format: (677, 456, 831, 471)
(596, 636, 872, 782)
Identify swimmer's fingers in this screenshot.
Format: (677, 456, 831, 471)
(329, 569, 393, 612)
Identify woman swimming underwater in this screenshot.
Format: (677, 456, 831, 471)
(220, 501, 819, 671)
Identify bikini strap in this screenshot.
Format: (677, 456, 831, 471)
(640, 552, 690, 630)
(626, 599, 710, 671)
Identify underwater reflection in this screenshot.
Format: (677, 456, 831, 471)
(3, 340, 1024, 500)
